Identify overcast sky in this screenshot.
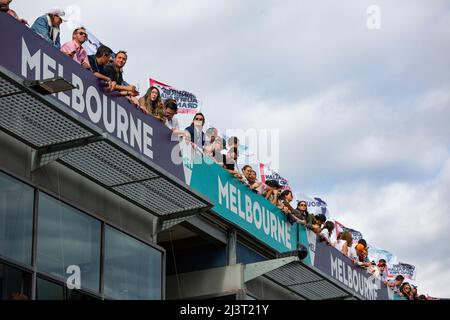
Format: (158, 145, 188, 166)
(13, 0, 450, 297)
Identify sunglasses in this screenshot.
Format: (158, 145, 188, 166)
(195, 117, 204, 121)
(78, 32, 87, 36)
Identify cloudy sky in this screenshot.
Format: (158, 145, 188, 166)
(13, 0, 450, 297)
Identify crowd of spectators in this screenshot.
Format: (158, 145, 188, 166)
(1, 2, 431, 300)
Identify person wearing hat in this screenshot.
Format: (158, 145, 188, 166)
(31, 7, 66, 49)
(351, 239, 372, 269)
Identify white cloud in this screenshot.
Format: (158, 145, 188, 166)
(325, 157, 450, 297)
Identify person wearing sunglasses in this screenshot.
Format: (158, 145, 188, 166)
(184, 113, 206, 147)
(61, 27, 91, 69)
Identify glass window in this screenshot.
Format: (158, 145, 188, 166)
(37, 193, 101, 294)
(36, 277, 98, 300)
(36, 277, 64, 300)
(104, 226, 162, 300)
(66, 289, 98, 300)
(0, 172, 34, 265)
(0, 262, 32, 300)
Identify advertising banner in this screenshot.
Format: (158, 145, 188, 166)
(367, 244, 398, 267)
(149, 78, 201, 115)
(387, 262, 417, 281)
(0, 14, 184, 180)
(334, 220, 364, 243)
(259, 163, 290, 190)
(188, 153, 297, 253)
(295, 193, 330, 218)
(313, 238, 391, 300)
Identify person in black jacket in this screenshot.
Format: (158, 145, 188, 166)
(185, 112, 206, 147)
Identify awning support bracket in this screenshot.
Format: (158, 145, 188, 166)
(31, 134, 106, 172)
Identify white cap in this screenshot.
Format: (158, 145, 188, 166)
(48, 7, 67, 21)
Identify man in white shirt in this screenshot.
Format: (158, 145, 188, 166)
(163, 99, 183, 141)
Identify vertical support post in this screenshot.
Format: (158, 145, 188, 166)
(227, 229, 237, 266)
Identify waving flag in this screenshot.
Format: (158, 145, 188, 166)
(334, 220, 364, 242)
(149, 78, 201, 115)
(259, 163, 290, 190)
(387, 262, 417, 281)
(83, 30, 103, 55)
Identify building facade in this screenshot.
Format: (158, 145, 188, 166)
(0, 13, 400, 300)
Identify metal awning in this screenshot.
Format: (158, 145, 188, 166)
(0, 66, 212, 222)
(244, 256, 361, 300)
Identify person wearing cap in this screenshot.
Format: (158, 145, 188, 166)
(61, 27, 91, 69)
(351, 239, 372, 269)
(31, 8, 66, 49)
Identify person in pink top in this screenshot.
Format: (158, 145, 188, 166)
(61, 27, 91, 69)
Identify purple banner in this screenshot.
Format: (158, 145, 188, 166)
(313, 239, 391, 300)
(0, 13, 184, 180)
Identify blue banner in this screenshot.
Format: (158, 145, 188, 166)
(188, 154, 297, 253)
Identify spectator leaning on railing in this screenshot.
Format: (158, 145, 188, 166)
(138, 86, 165, 122)
(2, 0, 28, 25)
(319, 221, 335, 245)
(388, 275, 405, 294)
(185, 112, 206, 147)
(101, 51, 139, 97)
(203, 127, 225, 163)
(7, 8, 28, 24)
(31, 7, 66, 49)
(376, 259, 388, 284)
(241, 165, 252, 185)
(351, 239, 372, 269)
(223, 147, 243, 180)
(227, 136, 240, 150)
(277, 190, 294, 217)
(307, 214, 326, 234)
(335, 231, 353, 257)
(411, 285, 419, 300)
(399, 282, 414, 300)
(247, 169, 263, 194)
(0, 0, 11, 12)
(263, 179, 282, 206)
(88, 45, 116, 90)
(61, 27, 91, 69)
(163, 98, 179, 130)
